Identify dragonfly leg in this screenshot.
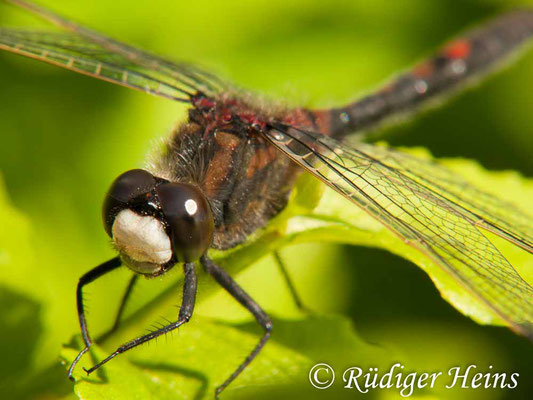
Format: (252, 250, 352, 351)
(82, 262, 197, 376)
(273, 250, 308, 312)
(200, 255, 272, 397)
(97, 273, 139, 343)
(67, 256, 122, 379)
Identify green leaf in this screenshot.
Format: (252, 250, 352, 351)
(2, 142, 532, 399)
(63, 315, 390, 399)
(301, 147, 533, 327)
(55, 148, 532, 398)
(1, 2, 532, 398)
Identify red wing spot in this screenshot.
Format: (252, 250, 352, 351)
(444, 39, 471, 59)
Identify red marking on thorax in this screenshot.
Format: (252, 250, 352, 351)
(194, 94, 270, 134)
(309, 109, 333, 136)
(246, 146, 278, 178)
(444, 39, 472, 59)
(284, 108, 311, 128)
(194, 96, 215, 109)
(214, 130, 240, 149)
(203, 131, 241, 197)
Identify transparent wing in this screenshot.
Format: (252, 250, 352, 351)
(265, 122, 533, 338)
(0, 0, 224, 101)
(373, 148, 533, 251)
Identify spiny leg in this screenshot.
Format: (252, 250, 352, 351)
(67, 256, 122, 379)
(83, 262, 197, 375)
(97, 274, 139, 343)
(200, 255, 272, 397)
(273, 250, 308, 312)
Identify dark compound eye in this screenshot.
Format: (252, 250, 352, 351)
(102, 169, 156, 236)
(156, 182, 214, 263)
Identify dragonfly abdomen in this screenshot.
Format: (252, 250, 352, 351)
(319, 10, 533, 137)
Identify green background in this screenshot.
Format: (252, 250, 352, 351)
(0, 0, 532, 399)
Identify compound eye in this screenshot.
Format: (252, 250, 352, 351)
(102, 169, 156, 235)
(156, 183, 214, 263)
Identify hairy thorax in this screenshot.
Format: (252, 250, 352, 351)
(148, 94, 309, 250)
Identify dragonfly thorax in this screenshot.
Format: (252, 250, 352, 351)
(191, 94, 272, 134)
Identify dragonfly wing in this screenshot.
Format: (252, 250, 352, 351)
(369, 147, 533, 251)
(0, 0, 223, 101)
(265, 122, 533, 338)
(3, 0, 224, 94)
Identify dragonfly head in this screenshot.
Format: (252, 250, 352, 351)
(102, 169, 214, 275)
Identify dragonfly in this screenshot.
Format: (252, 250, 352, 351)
(1, 0, 532, 396)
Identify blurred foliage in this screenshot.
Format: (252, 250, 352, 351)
(0, 0, 532, 399)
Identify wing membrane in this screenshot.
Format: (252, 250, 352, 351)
(0, 29, 195, 101)
(372, 148, 533, 251)
(1, 0, 223, 100)
(266, 123, 533, 338)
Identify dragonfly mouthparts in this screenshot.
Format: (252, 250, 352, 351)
(112, 209, 173, 274)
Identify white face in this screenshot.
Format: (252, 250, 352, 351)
(111, 209, 172, 274)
